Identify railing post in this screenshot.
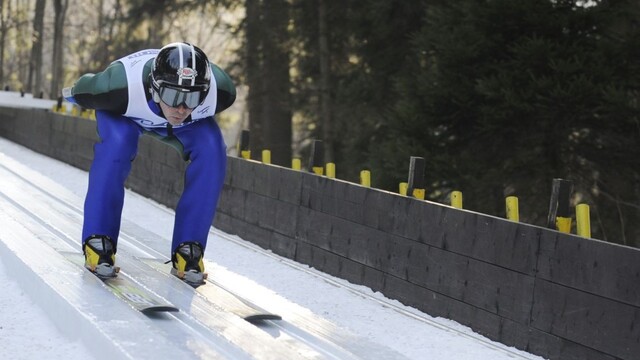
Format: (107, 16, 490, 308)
(308, 140, 324, 175)
(360, 170, 371, 187)
(407, 156, 426, 200)
(547, 178, 573, 233)
(506, 196, 519, 222)
(326, 162, 336, 178)
(238, 129, 251, 159)
(291, 158, 301, 170)
(56, 96, 63, 112)
(576, 204, 591, 238)
(262, 149, 271, 164)
(451, 191, 463, 209)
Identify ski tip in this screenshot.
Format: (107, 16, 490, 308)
(244, 314, 283, 323)
(140, 306, 180, 314)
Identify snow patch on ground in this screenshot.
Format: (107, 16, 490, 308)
(0, 259, 94, 359)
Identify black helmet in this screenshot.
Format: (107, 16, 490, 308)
(150, 42, 211, 108)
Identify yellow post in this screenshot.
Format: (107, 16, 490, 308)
(399, 182, 408, 196)
(312, 166, 324, 176)
(576, 204, 591, 238)
(506, 196, 519, 222)
(451, 191, 463, 209)
(241, 150, 251, 160)
(360, 170, 371, 187)
(291, 158, 301, 170)
(262, 150, 271, 164)
(412, 189, 425, 200)
(326, 163, 336, 178)
(556, 217, 572, 233)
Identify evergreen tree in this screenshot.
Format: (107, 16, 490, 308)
(386, 0, 639, 245)
(290, 0, 423, 180)
(244, 0, 292, 166)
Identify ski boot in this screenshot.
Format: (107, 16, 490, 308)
(171, 242, 208, 287)
(83, 235, 119, 278)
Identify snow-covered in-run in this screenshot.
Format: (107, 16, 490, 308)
(0, 137, 545, 360)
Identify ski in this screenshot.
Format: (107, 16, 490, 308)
(141, 258, 281, 322)
(62, 252, 179, 314)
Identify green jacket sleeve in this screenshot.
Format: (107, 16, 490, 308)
(70, 61, 129, 114)
(211, 63, 236, 114)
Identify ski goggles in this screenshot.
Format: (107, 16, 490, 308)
(156, 86, 204, 109)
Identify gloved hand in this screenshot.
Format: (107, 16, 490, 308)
(62, 87, 77, 104)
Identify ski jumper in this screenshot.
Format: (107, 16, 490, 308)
(66, 49, 236, 254)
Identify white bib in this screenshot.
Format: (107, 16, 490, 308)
(117, 49, 218, 129)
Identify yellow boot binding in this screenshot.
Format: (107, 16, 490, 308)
(171, 242, 207, 287)
(84, 235, 119, 278)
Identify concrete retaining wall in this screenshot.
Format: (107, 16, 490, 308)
(1, 107, 639, 360)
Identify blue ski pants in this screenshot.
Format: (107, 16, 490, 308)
(82, 110, 227, 254)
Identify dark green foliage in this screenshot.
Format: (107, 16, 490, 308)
(288, 0, 638, 245)
(290, 0, 425, 183)
(381, 0, 639, 244)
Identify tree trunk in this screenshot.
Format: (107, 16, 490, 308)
(260, 0, 292, 166)
(28, 0, 45, 96)
(50, 0, 69, 99)
(0, 0, 10, 86)
(246, 0, 265, 157)
(318, 0, 333, 162)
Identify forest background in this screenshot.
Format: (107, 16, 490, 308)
(1, 0, 638, 247)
